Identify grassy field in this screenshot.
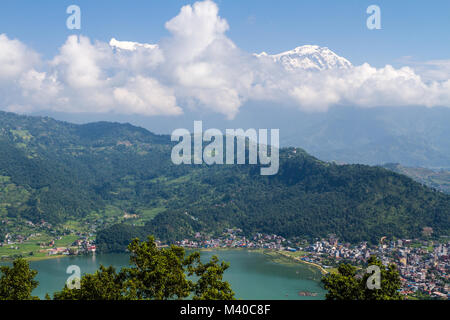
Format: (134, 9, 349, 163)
(0, 234, 78, 261)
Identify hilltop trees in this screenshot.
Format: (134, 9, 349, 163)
(322, 256, 403, 300)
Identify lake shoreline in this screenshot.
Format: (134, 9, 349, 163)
(26, 249, 326, 300)
(2, 247, 328, 276)
(1, 254, 70, 263)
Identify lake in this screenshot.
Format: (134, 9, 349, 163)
(8, 249, 327, 300)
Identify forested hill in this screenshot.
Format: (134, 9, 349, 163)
(0, 111, 449, 251)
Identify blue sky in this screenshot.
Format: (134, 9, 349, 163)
(1, 0, 449, 67)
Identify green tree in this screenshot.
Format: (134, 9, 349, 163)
(322, 256, 403, 300)
(321, 263, 363, 300)
(122, 237, 192, 300)
(186, 253, 235, 300)
(53, 266, 130, 300)
(0, 258, 39, 300)
(360, 256, 403, 300)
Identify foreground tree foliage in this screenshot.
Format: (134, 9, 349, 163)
(0, 258, 39, 300)
(186, 254, 234, 300)
(322, 256, 403, 300)
(53, 265, 129, 300)
(52, 236, 235, 300)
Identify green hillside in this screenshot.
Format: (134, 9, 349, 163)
(0, 111, 448, 252)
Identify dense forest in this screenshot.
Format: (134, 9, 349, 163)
(0, 111, 449, 251)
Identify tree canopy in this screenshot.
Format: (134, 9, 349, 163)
(0, 258, 39, 300)
(321, 256, 403, 300)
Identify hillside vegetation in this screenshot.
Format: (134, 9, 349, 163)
(0, 111, 448, 252)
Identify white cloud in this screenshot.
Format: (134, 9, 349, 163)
(160, 0, 250, 118)
(1, 1, 450, 118)
(113, 76, 182, 116)
(0, 34, 40, 81)
(283, 64, 449, 111)
(406, 59, 450, 82)
(164, 0, 230, 62)
(51, 35, 112, 89)
(18, 69, 62, 104)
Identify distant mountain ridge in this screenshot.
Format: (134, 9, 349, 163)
(50, 103, 450, 170)
(382, 163, 450, 194)
(282, 106, 450, 169)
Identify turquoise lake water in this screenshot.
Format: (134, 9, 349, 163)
(4, 249, 326, 300)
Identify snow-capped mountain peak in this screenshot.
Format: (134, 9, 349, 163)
(109, 38, 158, 51)
(256, 45, 352, 71)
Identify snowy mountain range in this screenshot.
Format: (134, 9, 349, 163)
(255, 45, 353, 71)
(109, 38, 159, 51)
(109, 38, 352, 71)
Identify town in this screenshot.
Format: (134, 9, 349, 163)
(1, 218, 448, 300)
(174, 229, 449, 300)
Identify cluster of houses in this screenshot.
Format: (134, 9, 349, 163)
(45, 239, 96, 256)
(0, 217, 98, 258)
(175, 230, 449, 300)
(303, 238, 449, 299)
(1, 232, 42, 247)
(175, 229, 287, 250)
(396, 242, 448, 298)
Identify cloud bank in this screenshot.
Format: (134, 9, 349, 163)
(1, 0, 450, 118)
